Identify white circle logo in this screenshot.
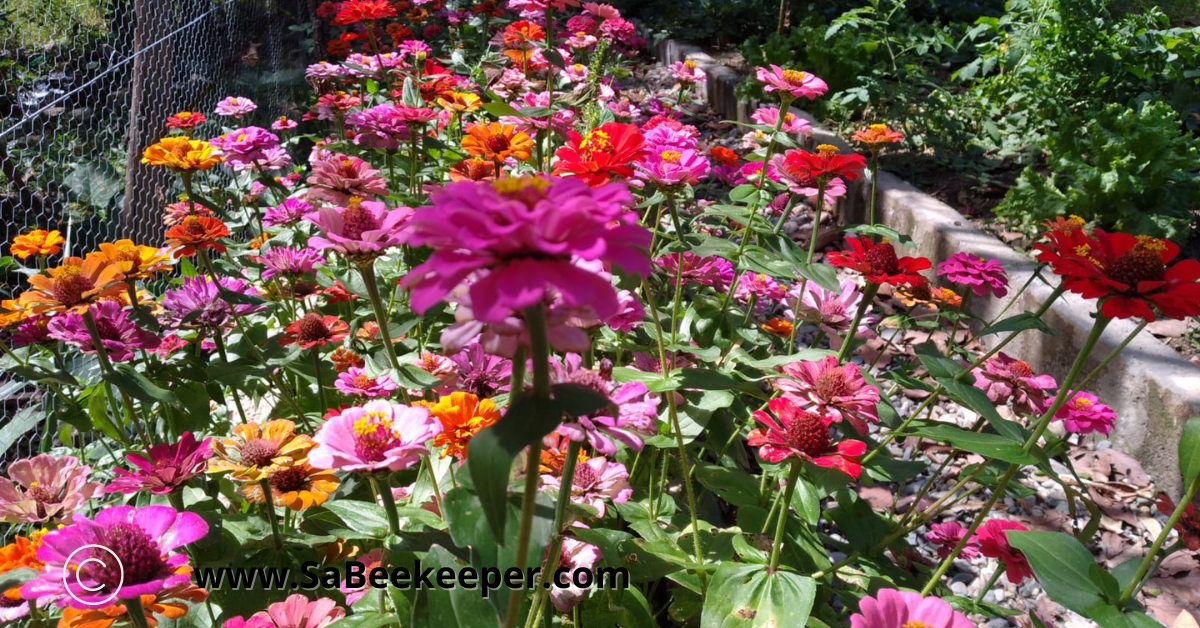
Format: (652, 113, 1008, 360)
(63, 544, 123, 607)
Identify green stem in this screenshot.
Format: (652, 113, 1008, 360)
(213, 334, 249, 424)
(375, 474, 403, 537)
(525, 440, 582, 627)
(123, 594, 153, 628)
(82, 310, 151, 447)
(310, 347, 330, 415)
(835, 282, 879, 363)
(359, 261, 407, 399)
(867, 154, 880, 228)
(771, 194, 797, 236)
(806, 179, 828, 262)
(974, 568, 1004, 604)
(421, 454, 445, 518)
(258, 479, 284, 550)
(768, 460, 802, 571)
(1117, 475, 1200, 606)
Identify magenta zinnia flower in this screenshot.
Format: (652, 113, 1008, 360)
(309, 400, 442, 472)
(634, 148, 709, 190)
(448, 343, 512, 399)
(160, 275, 263, 330)
(106, 432, 213, 495)
(401, 176, 651, 324)
(971, 352, 1057, 415)
(668, 60, 706, 84)
(214, 96, 257, 119)
(0, 455, 101, 524)
(1054, 391, 1117, 435)
(21, 505, 207, 607)
(774, 356, 880, 434)
(334, 366, 398, 398)
(550, 354, 659, 455)
(747, 396, 865, 478)
(540, 456, 632, 518)
(755, 65, 828, 101)
(850, 589, 973, 628)
(306, 154, 390, 205)
(549, 530, 603, 612)
(264, 198, 314, 227)
(224, 594, 345, 628)
(346, 104, 412, 150)
(926, 521, 980, 559)
(259, 246, 325, 280)
(304, 197, 413, 261)
(937, 252, 1009, 298)
(751, 106, 811, 135)
(210, 126, 282, 171)
(733, 272, 786, 306)
(973, 519, 1034, 584)
(47, 300, 160, 362)
(654, 251, 734, 292)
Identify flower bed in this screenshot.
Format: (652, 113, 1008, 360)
(2, 2, 1200, 628)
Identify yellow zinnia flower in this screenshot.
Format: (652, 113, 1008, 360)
(141, 137, 222, 172)
(95, 240, 172, 280)
(420, 392, 501, 459)
(10, 229, 64, 260)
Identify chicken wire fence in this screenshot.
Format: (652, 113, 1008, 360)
(0, 0, 318, 512)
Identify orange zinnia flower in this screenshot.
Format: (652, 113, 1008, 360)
(895, 284, 962, 310)
(448, 157, 498, 182)
(59, 574, 206, 628)
(419, 392, 502, 459)
(437, 91, 482, 113)
(331, 347, 366, 372)
(164, 215, 230, 258)
(208, 419, 313, 482)
(0, 299, 27, 328)
(539, 432, 589, 475)
(761, 317, 794, 337)
(141, 137, 222, 172)
(240, 461, 339, 510)
(18, 254, 127, 315)
(462, 122, 534, 163)
(95, 240, 171, 279)
(850, 123, 904, 150)
(10, 229, 65, 260)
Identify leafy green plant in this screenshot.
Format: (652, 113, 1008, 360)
(997, 101, 1200, 238)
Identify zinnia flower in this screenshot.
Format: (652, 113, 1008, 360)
(159, 275, 262, 330)
(462, 122, 534, 163)
(850, 589, 972, 628)
(751, 107, 811, 135)
(304, 197, 412, 262)
(47, 301, 160, 362)
(549, 530, 602, 612)
(449, 344, 512, 399)
(401, 176, 651, 324)
(164, 215, 230, 258)
(973, 519, 1034, 583)
(971, 352, 1057, 415)
(421, 391, 501, 459)
(96, 240, 171, 279)
(20, 505, 207, 607)
(240, 462, 339, 511)
(827, 236, 931, 286)
(106, 432, 213, 495)
(59, 580, 207, 628)
(926, 521, 980, 559)
(10, 229, 64, 260)
(334, 0, 397, 24)
(346, 104, 412, 150)
(264, 199, 314, 227)
(937, 252, 1009, 298)
(141, 137, 222, 171)
(634, 148, 709, 190)
(540, 457, 632, 518)
(306, 154, 390, 205)
(786, 278, 878, 337)
(850, 123, 904, 150)
(553, 122, 647, 187)
(747, 396, 865, 478)
(755, 65, 828, 101)
(654, 251, 734, 292)
(208, 420, 313, 482)
(279, 313, 349, 349)
(214, 96, 257, 119)
(774, 356, 880, 434)
(550, 355, 659, 455)
(309, 401, 443, 472)
(165, 111, 206, 130)
(780, 144, 866, 185)
(1054, 391, 1116, 435)
(1156, 493, 1200, 551)
(0, 455, 100, 524)
(18, 254, 127, 315)
(334, 366, 398, 398)
(259, 246, 324, 280)
(0, 532, 46, 622)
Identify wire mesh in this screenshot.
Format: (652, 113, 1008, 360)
(0, 0, 317, 534)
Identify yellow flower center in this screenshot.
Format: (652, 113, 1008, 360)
(684, 60, 696, 68)
(869, 123, 886, 131)
(579, 129, 612, 157)
(816, 144, 839, 157)
(660, 150, 681, 163)
(1072, 397, 1094, 410)
(492, 174, 551, 198)
(902, 622, 932, 628)
(782, 69, 807, 84)
(352, 411, 400, 462)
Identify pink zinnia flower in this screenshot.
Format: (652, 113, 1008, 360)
(655, 251, 734, 292)
(309, 400, 442, 472)
(46, 300, 160, 362)
(224, 594, 345, 628)
(335, 366, 398, 398)
(540, 457, 632, 518)
(448, 344, 512, 399)
(747, 396, 865, 478)
(1054, 391, 1117, 435)
(210, 126, 281, 170)
(634, 148, 709, 190)
(973, 519, 1034, 583)
(346, 104, 411, 150)
(786, 279, 877, 338)
(583, 2, 620, 19)
(971, 352, 1057, 415)
(550, 354, 659, 455)
(21, 505, 207, 607)
(604, 289, 645, 332)
(106, 432, 213, 495)
(264, 199, 314, 227)
(271, 116, 298, 131)
(549, 529, 603, 612)
(926, 521, 980, 559)
(751, 106, 812, 135)
(733, 272, 786, 306)
(339, 547, 383, 605)
(850, 589, 973, 628)
(669, 60, 706, 84)
(306, 154, 390, 205)
(774, 356, 881, 434)
(259, 246, 324, 280)
(0, 455, 101, 524)
(401, 176, 651, 324)
(500, 91, 577, 134)
(755, 65, 828, 101)
(937, 252, 1009, 298)
(304, 197, 413, 260)
(214, 96, 258, 119)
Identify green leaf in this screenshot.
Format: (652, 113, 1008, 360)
(910, 424, 1038, 465)
(701, 564, 816, 628)
(106, 363, 178, 403)
(977, 313, 1057, 337)
(466, 394, 563, 542)
(1178, 415, 1200, 484)
(319, 500, 392, 538)
(482, 101, 523, 118)
(1007, 531, 1114, 613)
(0, 567, 38, 593)
(793, 261, 842, 293)
(936, 377, 1028, 442)
(580, 587, 656, 628)
(326, 612, 398, 628)
(552, 383, 613, 417)
(401, 77, 422, 107)
(694, 463, 762, 508)
(678, 368, 743, 390)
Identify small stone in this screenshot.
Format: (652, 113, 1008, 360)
(950, 581, 968, 596)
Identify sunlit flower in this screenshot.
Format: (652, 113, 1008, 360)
(551, 355, 659, 455)
(437, 91, 482, 113)
(541, 457, 632, 518)
(732, 272, 786, 306)
(462, 122, 534, 163)
(973, 519, 1034, 584)
(926, 521, 980, 559)
(0, 531, 46, 622)
(58, 579, 207, 628)
(335, 366, 398, 398)
(420, 391, 501, 459)
(208, 420, 313, 482)
(160, 275, 261, 330)
(279, 313, 349, 349)
(214, 96, 257, 119)
(1054, 391, 1116, 435)
(827, 236, 930, 286)
(762, 317, 794, 337)
(10, 229, 64, 260)
(747, 396, 865, 478)
(47, 301, 160, 362)
(272, 116, 298, 131)
(0, 299, 26, 329)
(309, 400, 442, 472)
(774, 356, 880, 434)
(751, 107, 811, 135)
(937, 252, 1009, 298)
(18, 254, 127, 315)
(449, 157, 499, 182)
(787, 278, 878, 337)
(894, 283, 962, 310)
(106, 432, 213, 495)
(553, 122, 647, 187)
(549, 528, 602, 612)
(259, 246, 324, 280)
(96, 240, 171, 279)
(164, 215, 230, 258)
(264, 199, 315, 227)
(166, 111, 207, 130)
(346, 104, 412, 150)
(0, 455, 99, 524)
(633, 148, 709, 190)
(141, 137, 222, 171)
(335, 0, 397, 24)
(971, 352, 1057, 415)
(780, 144, 866, 185)
(241, 462, 339, 511)
(21, 505, 206, 607)
(849, 589, 972, 628)
(669, 60, 706, 84)
(850, 123, 904, 150)
(304, 196, 412, 262)
(306, 154, 390, 205)
(755, 65, 828, 100)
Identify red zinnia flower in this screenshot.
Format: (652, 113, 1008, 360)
(827, 236, 931, 286)
(279, 313, 349, 349)
(780, 144, 867, 185)
(1033, 229, 1200, 321)
(973, 519, 1034, 584)
(553, 122, 647, 188)
(709, 145, 739, 167)
(1156, 493, 1200, 551)
(165, 111, 207, 130)
(746, 396, 865, 479)
(334, 0, 398, 25)
(164, 216, 230, 258)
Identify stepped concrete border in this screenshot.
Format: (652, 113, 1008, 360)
(644, 33, 1200, 497)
